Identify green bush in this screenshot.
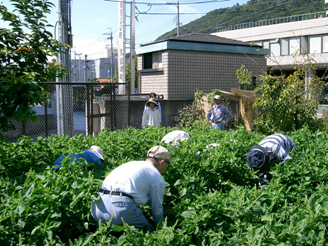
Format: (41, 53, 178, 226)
(0, 127, 327, 245)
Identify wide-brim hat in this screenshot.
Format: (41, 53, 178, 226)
(147, 145, 173, 166)
(146, 99, 158, 107)
(246, 145, 269, 173)
(89, 145, 104, 160)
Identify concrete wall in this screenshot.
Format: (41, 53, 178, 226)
(128, 99, 193, 128)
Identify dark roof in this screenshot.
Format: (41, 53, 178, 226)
(142, 33, 260, 47)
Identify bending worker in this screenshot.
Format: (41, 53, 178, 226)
(52, 145, 104, 171)
(207, 95, 233, 130)
(246, 133, 297, 186)
(91, 145, 173, 230)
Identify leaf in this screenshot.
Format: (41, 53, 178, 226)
(112, 225, 125, 232)
(24, 184, 35, 198)
(181, 210, 195, 218)
(296, 218, 308, 231)
(179, 188, 187, 197)
(251, 205, 264, 215)
(70, 191, 84, 208)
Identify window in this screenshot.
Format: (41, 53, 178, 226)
(143, 52, 163, 69)
(143, 53, 152, 69)
(300, 36, 308, 54)
(309, 35, 322, 54)
(323, 35, 328, 53)
(270, 39, 280, 56)
(290, 37, 300, 55)
(281, 38, 289, 55)
(263, 41, 270, 50)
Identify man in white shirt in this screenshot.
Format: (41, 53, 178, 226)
(91, 146, 172, 230)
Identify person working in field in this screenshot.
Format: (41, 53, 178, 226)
(52, 145, 104, 171)
(161, 130, 190, 146)
(142, 99, 161, 128)
(207, 95, 233, 130)
(246, 133, 297, 186)
(91, 145, 173, 230)
(144, 92, 162, 125)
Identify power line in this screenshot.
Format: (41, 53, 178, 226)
(104, 0, 231, 5)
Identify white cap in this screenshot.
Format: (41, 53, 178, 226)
(89, 145, 104, 160)
(147, 145, 173, 166)
(214, 95, 221, 100)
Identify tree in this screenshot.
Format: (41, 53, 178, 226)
(253, 57, 326, 134)
(0, 0, 65, 138)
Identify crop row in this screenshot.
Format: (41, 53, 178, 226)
(0, 126, 327, 245)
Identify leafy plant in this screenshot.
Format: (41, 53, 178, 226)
(0, 0, 66, 137)
(253, 68, 326, 134)
(236, 65, 254, 90)
(0, 127, 327, 245)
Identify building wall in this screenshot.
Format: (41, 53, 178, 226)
(138, 52, 169, 97)
(212, 17, 328, 70)
(138, 50, 267, 99)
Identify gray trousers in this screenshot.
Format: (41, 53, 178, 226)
(91, 193, 151, 229)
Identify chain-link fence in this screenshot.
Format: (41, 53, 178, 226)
(0, 82, 130, 142)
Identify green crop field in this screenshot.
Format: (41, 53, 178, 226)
(0, 126, 327, 246)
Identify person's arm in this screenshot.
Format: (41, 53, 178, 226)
(207, 107, 212, 123)
(156, 110, 161, 126)
(149, 182, 165, 227)
(274, 145, 291, 163)
(157, 102, 162, 124)
(142, 109, 148, 128)
(223, 107, 233, 124)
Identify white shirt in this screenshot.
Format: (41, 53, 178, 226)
(145, 101, 162, 123)
(142, 108, 160, 128)
(161, 130, 190, 146)
(101, 161, 165, 226)
(259, 134, 297, 163)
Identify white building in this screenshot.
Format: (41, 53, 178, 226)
(212, 11, 328, 77)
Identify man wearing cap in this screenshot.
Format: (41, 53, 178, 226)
(207, 95, 233, 130)
(246, 133, 297, 186)
(52, 145, 104, 171)
(142, 98, 161, 128)
(91, 145, 172, 230)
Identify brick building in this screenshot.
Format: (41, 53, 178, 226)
(136, 33, 268, 100)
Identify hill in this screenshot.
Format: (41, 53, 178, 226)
(156, 0, 327, 41)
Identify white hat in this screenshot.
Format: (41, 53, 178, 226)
(214, 95, 221, 100)
(161, 130, 190, 146)
(146, 99, 158, 107)
(147, 145, 173, 166)
(89, 145, 104, 160)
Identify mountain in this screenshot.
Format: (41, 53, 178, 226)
(156, 0, 327, 41)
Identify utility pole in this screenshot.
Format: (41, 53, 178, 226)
(103, 29, 114, 83)
(76, 53, 82, 82)
(74, 50, 77, 81)
(56, 0, 73, 136)
(84, 54, 88, 82)
(130, 0, 135, 95)
(177, 0, 180, 36)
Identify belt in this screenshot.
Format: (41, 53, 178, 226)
(98, 189, 133, 199)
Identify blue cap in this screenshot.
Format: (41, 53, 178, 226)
(246, 145, 269, 173)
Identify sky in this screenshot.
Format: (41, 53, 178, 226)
(1, 0, 249, 59)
